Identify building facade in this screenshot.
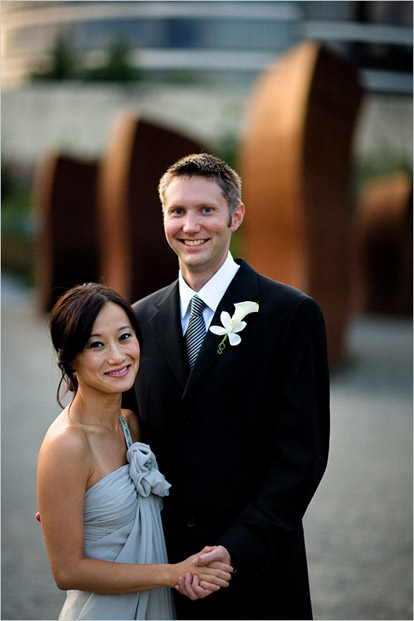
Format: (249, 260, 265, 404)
(2, 1, 412, 93)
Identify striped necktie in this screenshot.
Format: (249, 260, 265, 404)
(185, 295, 207, 368)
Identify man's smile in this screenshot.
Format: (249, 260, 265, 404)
(181, 239, 208, 246)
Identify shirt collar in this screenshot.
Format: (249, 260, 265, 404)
(179, 252, 240, 318)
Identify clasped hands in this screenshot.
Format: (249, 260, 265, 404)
(174, 545, 233, 600)
(36, 510, 232, 601)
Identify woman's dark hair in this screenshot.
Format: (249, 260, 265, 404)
(49, 283, 142, 408)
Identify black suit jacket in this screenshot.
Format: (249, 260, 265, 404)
(131, 259, 330, 620)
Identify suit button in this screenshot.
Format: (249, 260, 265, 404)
(186, 517, 196, 527)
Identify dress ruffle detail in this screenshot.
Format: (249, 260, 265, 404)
(127, 442, 171, 498)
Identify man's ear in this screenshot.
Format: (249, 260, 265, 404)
(230, 203, 245, 232)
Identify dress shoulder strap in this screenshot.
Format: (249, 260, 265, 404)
(119, 415, 133, 448)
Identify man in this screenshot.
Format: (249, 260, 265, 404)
(130, 153, 330, 619)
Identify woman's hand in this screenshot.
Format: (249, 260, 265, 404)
(174, 546, 233, 600)
(175, 572, 212, 600)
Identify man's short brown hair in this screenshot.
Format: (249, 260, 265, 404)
(158, 153, 242, 217)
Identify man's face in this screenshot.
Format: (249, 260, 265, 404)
(163, 175, 244, 286)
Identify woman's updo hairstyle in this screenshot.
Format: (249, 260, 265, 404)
(49, 283, 142, 407)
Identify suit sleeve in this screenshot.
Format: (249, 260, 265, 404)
(217, 296, 330, 573)
(121, 387, 139, 413)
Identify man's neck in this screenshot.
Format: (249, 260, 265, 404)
(180, 260, 228, 292)
(180, 270, 215, 292)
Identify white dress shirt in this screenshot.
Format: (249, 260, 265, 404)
(179, 252, 240, 335)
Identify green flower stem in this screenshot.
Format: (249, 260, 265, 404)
(217, 334, 228, 354)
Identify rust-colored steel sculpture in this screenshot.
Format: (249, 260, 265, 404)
(239, 41, 363, 368)
(98, 115, 203, 303)
(353, 172, 413, 316)
(33, 153, 100, 312)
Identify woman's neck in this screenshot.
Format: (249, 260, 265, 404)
(68, 390, 122, 431)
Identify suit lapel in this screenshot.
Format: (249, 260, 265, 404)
(148, 282, 189, 389)
(183, 260, 260, 397)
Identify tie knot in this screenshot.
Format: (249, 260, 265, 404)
(189, 295, 206, 317)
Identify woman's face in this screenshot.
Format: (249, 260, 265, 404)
(72, 302, 140, 398)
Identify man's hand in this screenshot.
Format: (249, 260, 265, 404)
(193, 544, 231, 568)
(175, 546, 233, 600)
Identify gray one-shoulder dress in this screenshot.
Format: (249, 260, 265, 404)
(58, 416, 176, 620)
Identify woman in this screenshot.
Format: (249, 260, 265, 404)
(37, 283, 232, 620)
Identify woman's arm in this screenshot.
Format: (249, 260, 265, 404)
(37, 428, 232, 595)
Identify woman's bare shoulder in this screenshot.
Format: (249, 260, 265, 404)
(39, 409, 91, 466)
(37, 410, 92, 523)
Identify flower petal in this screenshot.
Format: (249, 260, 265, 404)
(232, 301, 259, 323)
(228, 332, 242, 346)
(220, 311, 232, 329)
(210, 325, 227, 336)
(232, 320, 247, 333)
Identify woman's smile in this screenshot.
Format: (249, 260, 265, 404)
(104, 365, 131, 378)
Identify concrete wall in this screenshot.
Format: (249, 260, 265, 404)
(2, 83, 412, 174)
(1, 83, 246, 169)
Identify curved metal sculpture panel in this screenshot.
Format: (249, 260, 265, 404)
(33, 153, 100, 312)
(353, 172, 413, 316)
(98, 115, 204, 302)
(240, 41, 363, 367)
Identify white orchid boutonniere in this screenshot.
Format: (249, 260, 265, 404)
(209, 301, 259, 354)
